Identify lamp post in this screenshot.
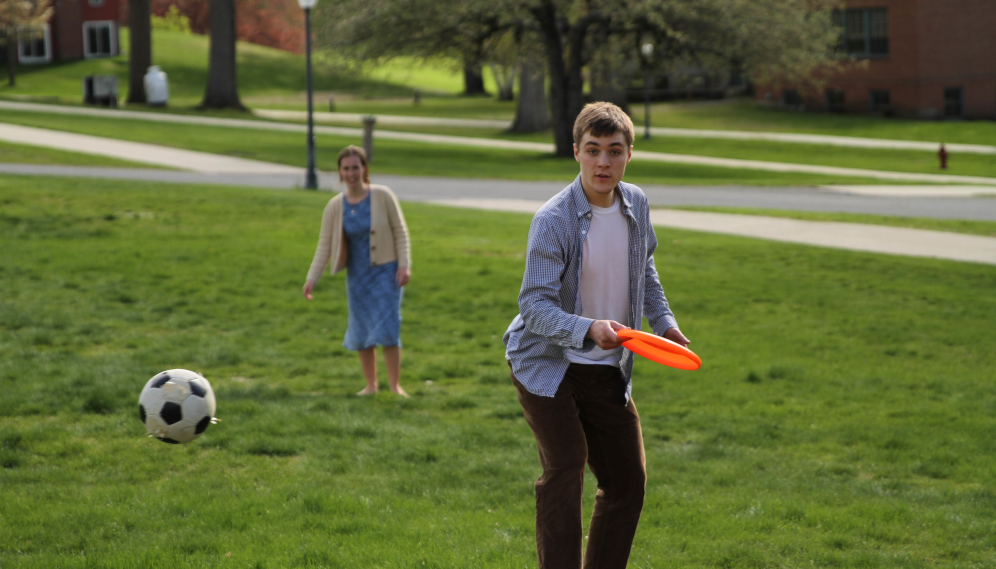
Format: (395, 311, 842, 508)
(641, 42, 654, 140)
(299, 0, 318, 189)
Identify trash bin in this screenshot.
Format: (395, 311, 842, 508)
(144, 66, 170, 107)
(82, 75, 118, 107)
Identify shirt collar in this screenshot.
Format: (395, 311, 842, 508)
(570, 175, 633, 219)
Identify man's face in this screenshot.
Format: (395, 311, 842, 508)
(573, 131, 632, 206)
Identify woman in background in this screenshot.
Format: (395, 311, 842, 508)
(303, 146, 411, 396)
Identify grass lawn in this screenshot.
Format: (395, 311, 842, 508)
(667, 206, 996, 238)
(2, 176, 995, 567)
(4, 27, 994, 151)
(0, 29, 495, 109)
(0, 140, 159, 168)
(280, 120, 995, 179)
(638, 100, 996, 146)
(0, 110, 903, 186)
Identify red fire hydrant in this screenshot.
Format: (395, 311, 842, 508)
(939, 143, 948, 169)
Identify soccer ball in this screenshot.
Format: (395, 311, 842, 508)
(138, 369, 217, 444)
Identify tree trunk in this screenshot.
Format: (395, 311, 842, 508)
(127, 0, 151, 104)
(201, 0, 245, 110)
(6, 39, 16, 88)
(462, 63, 486, 96)
(490, 64, 514, 101)
(589, 42, 632, 115)
(511, 59, 548, 133)
(534, 4, 587, 157)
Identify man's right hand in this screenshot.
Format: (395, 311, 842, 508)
(586, 320, 628, 350)
(303, 280, 316, 300)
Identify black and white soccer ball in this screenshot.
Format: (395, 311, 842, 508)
(138, 369, 217, 444)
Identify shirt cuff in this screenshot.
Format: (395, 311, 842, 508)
(571, 317, 595, 349)
(655, 316, 679, 337)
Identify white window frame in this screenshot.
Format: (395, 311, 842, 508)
(82, 20, 116, 59)
(17, 24, 52, 65)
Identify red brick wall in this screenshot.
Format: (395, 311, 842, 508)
(50, 0, 84, 61)
(757, 0, 996, 119)
(81, 0, 120, 22)
(913, 0, 996, 118)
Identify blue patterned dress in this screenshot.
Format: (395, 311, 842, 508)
(342, 193, 402, 350)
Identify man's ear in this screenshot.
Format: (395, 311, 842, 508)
(573, 143, 580, 163)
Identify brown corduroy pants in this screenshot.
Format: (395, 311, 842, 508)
(512, 363, 647, 569)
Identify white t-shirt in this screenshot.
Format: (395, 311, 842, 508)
(566, 196, 630, 367)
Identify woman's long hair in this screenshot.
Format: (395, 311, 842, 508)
(337, 145, 370, 184)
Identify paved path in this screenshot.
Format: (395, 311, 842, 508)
(253, 107, 996, 155)
(0, 123, 300, 174)
(253, 108, 511, 129)
(821, 185, 996, 197)
(2, 100, 995, 186)
(5, 165, 996, 221)
(430, 198, 996, 265)
(4, 164, 995, 264)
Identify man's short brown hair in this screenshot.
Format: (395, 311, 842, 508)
(573, 102, 635, 148)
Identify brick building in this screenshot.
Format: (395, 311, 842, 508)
(17, 0, 121, 64)
(762, 0, 996, 119)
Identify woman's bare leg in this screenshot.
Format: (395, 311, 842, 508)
(383, 345, 407, 397)
(357, 347, 378, 395)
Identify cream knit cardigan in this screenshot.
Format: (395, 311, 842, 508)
(306, 185, 411, 283)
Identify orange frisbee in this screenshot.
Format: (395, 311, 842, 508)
(617, 329, 701, 371)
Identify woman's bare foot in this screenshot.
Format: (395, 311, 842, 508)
(356, 387, 378, 396)
(390, 387, 409, 398)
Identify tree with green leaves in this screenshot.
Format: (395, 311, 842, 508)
(317, 0, 843, 156)
(316, 0, 514, 99)
(0, 0, 51, 87)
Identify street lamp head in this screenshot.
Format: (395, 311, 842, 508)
(298, 0, 317, 9)
(641, 43, 654, 59)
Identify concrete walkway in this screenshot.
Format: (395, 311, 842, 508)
(0, 123, 301, 174)
(3, 163, 995, 264)
(253, 108, 511, 129)
(253, 107, 996, 156)
(820, 185, 996, 197)
(2, 100, 995, 186)
(429, 198, 996, 265)
(5, 165, 996, 221)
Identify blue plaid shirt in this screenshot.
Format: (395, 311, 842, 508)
(503, 175, 678, 401)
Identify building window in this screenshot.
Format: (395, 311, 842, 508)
(833, 8, 888, 58)
(869, 90, 890, 112)
(944, 87, 964, 119)
(826, 89, 845, 113)
(17, 25, 51, 64)
(89, 0, 105, 5)
(83, 21, 115, 58)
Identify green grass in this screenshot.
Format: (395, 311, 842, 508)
(0, 29, 495, 109)
(2, 175, 996, 567)
(277, 119, 996, 179)
(5, 27, 994, 152)
(0, 109, 905, 186)
(641, 99, 996, 146)
(667, 206, 996, 238)
(0, 140, 159, 167)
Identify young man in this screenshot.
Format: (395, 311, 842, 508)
(503, 102, 689, 569)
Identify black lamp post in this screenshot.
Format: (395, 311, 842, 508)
(641, 42, 654, 140)
(300, 0, 318, 189)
